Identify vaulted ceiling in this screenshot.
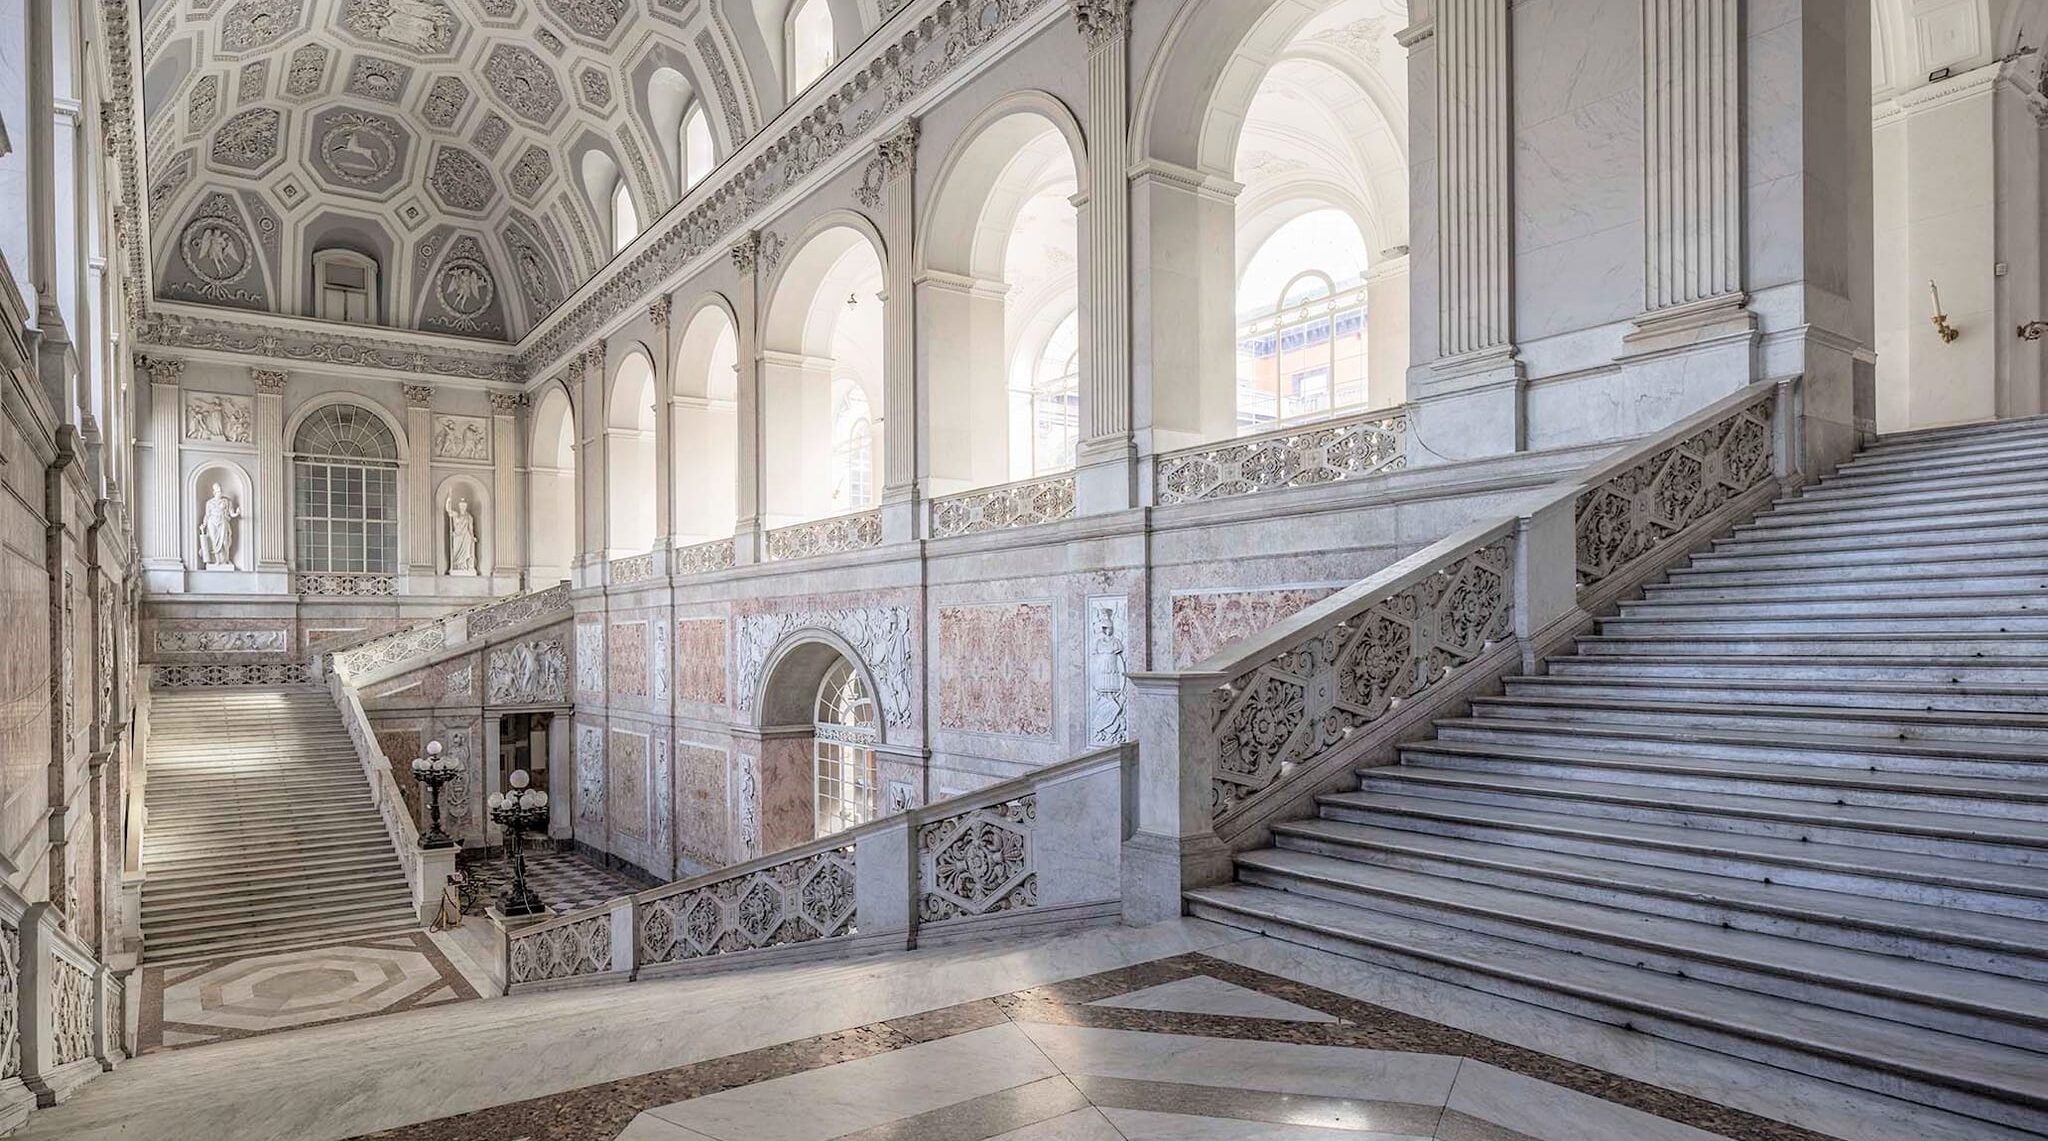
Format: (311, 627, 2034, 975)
(136, 0, 878, 343)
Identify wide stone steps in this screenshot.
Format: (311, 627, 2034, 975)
(1832, 432, 2048, 476)
(1620, 591, 2048, 619)
(1778, 461, 2048, 507)
(1577, 632, 2048, 657)
(1598, 612, 2048, 636)
(1545, 654, 2048, 687)
(1688, 538, 2048, 572)
(1757, 479, 2048, 523)
(1502, 674, 2048, 715)
(1665, 556, 2048, 589)
(140, 686, 419, 964)
(1183, 883, 2048, 1133)
(1260, 819, 2048, 980)
(1711, 523, 2048, 558)
(1856, 410, 2048, 451)
(1464, 693, 2048, 744)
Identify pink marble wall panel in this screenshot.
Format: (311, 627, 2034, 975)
(1171, 586, 1342, 668)
(759, 735, 815, 854)
(674, 742, 730, 873)
(609, 729, 649, 840)
(375, 727, 425, 822)
(609, 620, 649, 697)
(0, 485, 52, 870)
(936, 603, 1054, 738)
(675, 617, 728, 706)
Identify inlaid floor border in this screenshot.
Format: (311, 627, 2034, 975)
(139, 930, 480, 1053)
(351, 952, 1844, 1141)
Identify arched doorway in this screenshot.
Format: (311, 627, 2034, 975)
(811, 658, 877, 836)
(752, 634, 891, 853)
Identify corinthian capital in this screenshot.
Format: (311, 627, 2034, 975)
(730, 231, 762, 274)
(1070, 0, 1130, 49)
(878, 118, 920, 180)
(251, 368, 289, 393)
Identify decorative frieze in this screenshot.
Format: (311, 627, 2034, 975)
(638, 844, 856, 965)
(153, 662, 314, 687)
(919, 795, 1036, 922)
(764, 511, 882, 561)
(154, 627, 287, 654)
(928, 476, 1075, 538)
(1155, 412, 1408, 506)
(735, 603, 914, 727)
(298, 572, 396, 597)
(484, 637, 569, 705)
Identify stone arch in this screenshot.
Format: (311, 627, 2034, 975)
(527, 380, 578, 586)
(673, 294, 741, 543)
(606, 344, 660, 556)
(754, 628, 889, 745)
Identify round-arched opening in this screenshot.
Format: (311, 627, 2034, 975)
(760, 223, 885, 525)
(289, 402, 402, 575)
(754, 634, 888, 852)
(920, 106, 1082, 492)
(607, 347, 659, 557)
(528, 385, 577, 586)
(811, 657, 877, 836)
(672, 300, 741, 543)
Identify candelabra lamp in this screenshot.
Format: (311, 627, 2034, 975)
(487, 770, 550, 917)
(411, 740, 462, 849)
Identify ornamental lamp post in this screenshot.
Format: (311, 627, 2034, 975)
(487, 769, 549, 917)
(411, 740, 461, 849)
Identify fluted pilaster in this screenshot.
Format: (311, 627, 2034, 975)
(139, 355, 183, 571)
(875, 119, 919, 542)
(1642, 0, 1743, 312)
(1434, 0, 1513, 360)
(730, 234, 764, 563)
(251, 369, 287, 572)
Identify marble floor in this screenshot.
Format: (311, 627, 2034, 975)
(460, 849, 646, 917)
(137, 930, 481, 1052)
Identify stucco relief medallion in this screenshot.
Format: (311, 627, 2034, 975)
(181, 217, 252, 287)
(318, 115, 401, 186)
(342, 0, 459, 55)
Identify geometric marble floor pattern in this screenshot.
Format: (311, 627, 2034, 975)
(461, 850, 646, 915)
(140, 930, 479, 1053)
(353, 954, 1842, 1141)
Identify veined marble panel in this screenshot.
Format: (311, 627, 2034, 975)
(675, 617, 728, 706)
(575, 723, 604, 826)
(936, 603, 1054, 738)
(609, 729, 649, 841)
(1170, 586, 1343, 669)
(609, 620, 649, 698)
(676, 741, 730, 872)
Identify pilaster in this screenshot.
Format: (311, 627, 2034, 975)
(137, 355, 183, 589)
(730, 234, 764, 565)
(647, 298, 675, 548)
(251, 369, 288, 574)
(1072, 0, 1138, 515)
(874, 120, 920, 544)
(576, 345, 609, 580)
(488, 391, 524, 583)
(402, 385, 435, 580)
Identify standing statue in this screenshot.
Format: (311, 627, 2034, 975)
(446, 496, 479, 574)
(198, 483, 240, 570)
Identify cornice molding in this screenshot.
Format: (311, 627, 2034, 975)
(132, 309, 520, 384)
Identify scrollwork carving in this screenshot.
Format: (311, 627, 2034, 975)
(638, 844, 856, 967)
(1575, 398, 1772, 586)
(919, 795, 1036, 922)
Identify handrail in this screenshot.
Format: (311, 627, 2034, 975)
(330, 582, 573, 682)
(328, 672, 422, 896)
(502, 743, 1133, 990)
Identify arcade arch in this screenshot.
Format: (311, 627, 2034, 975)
(760, 222, 886, 525)
(607, 348, 660, 557)
(527, 384, 577, 586)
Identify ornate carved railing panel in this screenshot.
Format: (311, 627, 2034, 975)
(674, 537, 736, 577)
(296, 573, 396, 597)
(1155, 410, 1409, 506)
(1575, 397, 1774, 587)
(467, 582, 572, 639)
(1208, 538, 1514, 819)
(328, 583, 573, 683)
(333, 624, 448, 681)
(608, 553, 658, 585)
(0, 919, 17, 1080)
(49, 956, 92, 1066)
(152, 662, 314, 688)
(638, 844, 856, 966)
(929, 476, 1076, 539)
(507, 912, 614, 986)
(764, 511, 882, 561)
(918, 795, 1037, 921)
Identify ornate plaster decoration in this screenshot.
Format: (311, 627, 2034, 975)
(155, 628, 288, 654)
(183, 391, 255, 444)
(1575, 396, 1772, 586)
(928, 475, 1073, 538)
(1069, 0, 1130, 50)
(431, 413, 491, 459)
(1084, 594, 1129, 745)
(134, 310, 519, 383)
(638, 843, 856, 964)
(575, 723, 605, 822)
(734, 602, 914, 727)
(1155, 411, 1409, 505)
(919, 795, 1037, 921)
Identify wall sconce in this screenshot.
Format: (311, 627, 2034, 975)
(2020, 321, 2048, 341)
(1929, 280, 1960, 343)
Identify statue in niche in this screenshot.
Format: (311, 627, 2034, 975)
(198, 483, 241, 570)
(445, 496, 479, 575)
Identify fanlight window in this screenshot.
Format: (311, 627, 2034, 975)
(292, 404, 400, 574)
(814, 659, 877, 836)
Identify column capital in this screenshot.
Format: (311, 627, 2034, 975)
(250, 368, 289, 393)
(488, 391, 528, 414)
(402, 384, 436, 407)
(729, 231, 762, 274)
(1070, 0, 1131, 50)
(857, 118, 920, 208)
(136, 354, 183, 385)
(648, 297, 672, 328)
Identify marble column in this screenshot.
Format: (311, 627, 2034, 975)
(872, 120, 919, 543)
(730, 233, 765, 564)
(138, 355, 184, 589)
(489, 391, 523, 585)
(648, 298, 675, 552)
(403, 385, 435, 582)
(1619, 0, 1756, 400)
(251, 369, 288, 577)
(1071, 0, 1138, 514)
(1407, 0, 1523, 464)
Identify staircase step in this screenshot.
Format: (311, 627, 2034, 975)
(141, 894, 416, 942)
(1687, 539, 2048, 572)
(1666, 557, 2048, 589)
(1183, 884, 2048, 1134)
(1712, 523, 2048, 557)
(1545, 655, 2048, 687)
(1619, 592, 2048, 620)
(1871, 411, 2048, 448)
(1735, 506, 2048, 544)
(1265, 818, 2048, 980)
(1466, 693, 2048, 745)
(1834, 432, 2048, 476)
(1502, 674, 2048, 716)
(1759, 480, 2048, 523)
(1576, 632, 2048, 658)
(1598, 613, 2048, 636)
(143, 916, 427, 967)
(1231, 848, 2048, 1045)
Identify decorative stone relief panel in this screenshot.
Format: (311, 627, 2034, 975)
(735, 602, 914, 728)
(652, 738, 672, 871)
(674, 742, 728, 872)
(575, 722, 604, 825)
(164, 193, 269, 310)
(51, 957, 93, 1065)
(609, 729, 648, 840)
(1575, 398, 1773, 586)
(183, 391, 255, 444)
(608, 620, 648, 698)
(651, 619, 669, 702)
(918, 795, 1036, 922)
(674, 617, 725, 706)
(508, 911, 611, 985)
(1171, 585, 1344, 669)
(1084, 594, 1130, 746)
(154, 627, 287, 654)
(638, 844, 855, 966)
(730, 741, 760, 861)
(575, 620, 603, 701)
(431, 413, 491, 460)
(0, 921, 14, 1079)
(936, 603, 1054, 738)
(485, 636, 569, 705)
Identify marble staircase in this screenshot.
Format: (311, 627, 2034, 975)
(1186, 413, 2048, 1135)
(141, 687, 420, 964)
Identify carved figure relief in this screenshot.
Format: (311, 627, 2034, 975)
(198, 483, 242, 569)
(575, 723, 604, 823)
(181, 215, 253, 289)
(575, 620, 604, 699)
(317, 113, 402, 186)
(156, 627, 286, 654)
(342, 0, 458, 55)
(184, 392, 254, 443)
(432, 414, 490, 460)
(485, 637, 568, 705)
(445, 496, 479, 573)
(1085, 595, 1130, 745)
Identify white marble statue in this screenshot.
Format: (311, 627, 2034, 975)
(446, 496, 479, 574)
(198, 483, 240, 570)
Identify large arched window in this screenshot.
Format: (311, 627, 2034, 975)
(813, 658, 876, 836)
(1235, 210, 1370, 432)
(786, 0, 836, 96)
(292, 404, 400, 573)
(681, 105, 714, 191)
(611, 181, 640, 253)
(831, 379, 873, 511)
(1030, 309, 1080, 474)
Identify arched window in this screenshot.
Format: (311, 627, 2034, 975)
(1031, 309, 1080, 474)
(831, 379, 873, 510)
(786, 0, 836, 97)
(611, 181, 640, 253)
(292, 404, 400, 573)
(813, 658, 877, 836)
(312, 248, 379, 323)
(681, 104, 714, 191)
(1235, 209, 1370, 432)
